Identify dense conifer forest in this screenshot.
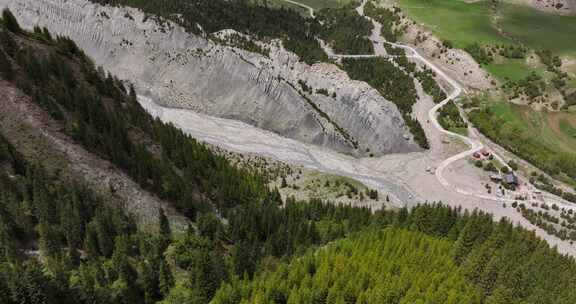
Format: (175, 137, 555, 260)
(2, 9, 576, 304)
(0, 10, 274, 219)
(317, 3, 374, 55)
(342, 57, 429, 148)
(87, 0, 378, 61)
(214, 206, 576, 304)
(88, 0, 328, 64)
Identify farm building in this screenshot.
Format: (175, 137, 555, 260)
(490, 174, 503, 182)
(503, 173, 519, 186)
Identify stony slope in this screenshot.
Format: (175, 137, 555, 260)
(0, 0, 420, 157)
(0, 81, 186, 229)
(516, 0, 576, 15)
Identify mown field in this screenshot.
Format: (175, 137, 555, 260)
(485, 58, 545, 82)
(397, 0, 508, 48)
(490, 101, 576, 154)
(397, 0, 576, 87)
(397, 0, 576, 54)
(499, 3, 576, 56)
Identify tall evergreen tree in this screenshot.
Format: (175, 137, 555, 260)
(0, 49, 13, 80)
(159, 208, 171, 241)
(1, 9, 21, 34)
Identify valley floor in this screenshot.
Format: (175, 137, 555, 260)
(139, 92, 576, 255)
(5, 0, 573, 255)
(138, 0, 576, 255)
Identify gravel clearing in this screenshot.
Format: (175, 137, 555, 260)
(139, 95, 417, 208)
(140, 92, 576, 255)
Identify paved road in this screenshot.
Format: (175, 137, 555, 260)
(289, 0, 485, 197)
(319, 39, 408, 59)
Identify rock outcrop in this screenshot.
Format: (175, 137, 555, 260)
(0, 0, 421, 157)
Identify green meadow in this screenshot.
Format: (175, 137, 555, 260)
(485, 58, 544, 82)
(470, 97, 576, 185)
(397, 0, 508, 48)
(484, 99, 576, 155)
(397, 0, 576, 54)
(397, 0, 576, 94)
(499, 3, 576, 56)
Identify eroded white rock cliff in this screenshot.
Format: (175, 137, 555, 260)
(0, 0, 420, 156)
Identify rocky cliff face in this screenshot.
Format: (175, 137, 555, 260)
(0, 0, 420, 157)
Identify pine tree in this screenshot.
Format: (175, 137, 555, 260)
(158, 258, 174, 297)
(95, 217, 114, 258)
(84, 222, 100, 258)
(452, 220, 478, 265)
(0, 49, 13, 80)
(0, 29, 17, 58)
(15, 261, 56, 304)
(38, 222, 62, 259)
(159, 208, 171, 241)
(2, 9, 21, 34)
(112, 236, 137, 283)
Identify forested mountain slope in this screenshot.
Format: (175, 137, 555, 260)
(0, 11, 341, 303)
(215, 229, 483, 303)
(215, 208, 576, 304)
(0, 13, 272, 222)
(0, 0, 421, 157)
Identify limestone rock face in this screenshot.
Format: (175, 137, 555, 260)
(0, 0, 420, 156)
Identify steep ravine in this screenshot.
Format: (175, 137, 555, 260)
(0, 0, 421, 157)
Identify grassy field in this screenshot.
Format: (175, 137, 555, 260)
(559, 119, 576, 139)
(567, 77, 576, 89)
(470, 97, 576, 186)
(276, 169, 386, 205)
(397, 0, 576, 54)
(488, 101, 576, 154)
(395, 0, 576, 183)
(397, 0, 576, 95)
(499, 3, 576, 56)
(485, 58, 544, 82)
(397, 0, 508, 48)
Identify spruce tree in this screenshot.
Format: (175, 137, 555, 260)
(159, 207, 171, 240)
(0, 49, 13, 80)
(2, 9, 21, 34)
(158, 258, 174, 297)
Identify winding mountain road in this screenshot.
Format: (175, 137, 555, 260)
(135, 0, 576, 254)
(289, 0, 506, 202)
(289, 0, 576, 211)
